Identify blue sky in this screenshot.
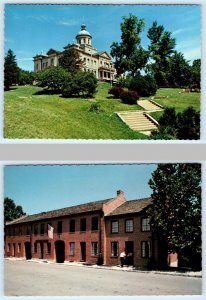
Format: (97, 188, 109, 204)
(4, 164, 157, 215)
(4, 4, 201, 71)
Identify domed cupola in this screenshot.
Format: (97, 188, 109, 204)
(76, 24, 92, 46)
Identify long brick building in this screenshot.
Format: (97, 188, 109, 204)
(5, 190, 171, 269)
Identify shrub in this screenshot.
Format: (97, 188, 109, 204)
(62, 71, 98, 98)
(119, 90, 139, 105)
(36, 67, 69, 92)
(88, 102, 104, 113)
(129, 75, 158, 97)
(115, 76, 132, 88)
(108, 86, 124, 98)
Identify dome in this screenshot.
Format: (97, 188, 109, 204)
(76, 24, 92, 38)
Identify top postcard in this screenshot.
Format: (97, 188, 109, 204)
(3, 4, 201, 141)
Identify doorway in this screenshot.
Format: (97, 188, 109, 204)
(125, 241, 134, 265)
(55, 240, 65, 263)
(80, 242, 86, 262)
(40, 241, 44, 259)
(24, 242, 32, 260)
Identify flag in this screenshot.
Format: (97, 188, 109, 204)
(48, 224, 54, 239)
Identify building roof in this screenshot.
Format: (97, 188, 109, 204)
(76, 24, 91, 38)
(6, 198, 112, 225)
(106, 198, 153, 217)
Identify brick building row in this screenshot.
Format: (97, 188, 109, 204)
(5, 191, 173, 269)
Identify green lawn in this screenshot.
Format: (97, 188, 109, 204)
(4, 83, 200, 139)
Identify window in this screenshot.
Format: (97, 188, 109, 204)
(111, 242, 119, 257)
(111, 221, 119, 233)
(7, 243, 10, 252)
(40, 224, 44, 235)
(104, 71, 107, 78)
(141, 241, 151, 258)
(26, 225, 30, 235)
(69, 242, 75, 256)
(91, 217, 98, 231)
(34, 242, 37, 253)
(34, 224, 38, 235)
(51, 58, 54, 66)
(141, 218, 150, 232)
(91, 242, 98, 256)
(18, 243, 21, 253)
(125, 219, 134, 233)
(69, 219, 75, 233)
(57, 221, 62, 234)
(47, 242, 51, 254)
(80, 218, 86, 232)
(19, 226, 22, 236)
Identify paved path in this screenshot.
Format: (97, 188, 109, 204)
(4, 259, 202, 296)
(117, 100, 163, 134)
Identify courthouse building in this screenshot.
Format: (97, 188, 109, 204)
(33, 24, 116, 81)
(5, 190, 175, 269)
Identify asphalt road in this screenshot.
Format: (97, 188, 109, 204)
(4, 259, 201, 296)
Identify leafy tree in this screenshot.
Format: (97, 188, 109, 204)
(4, 197, 26, 224)
(110, 14, 149, 76)
(36, 67, 69, 92)
(18, 69, 35, 85)
(176, 107, 200, 140)
(147, 21, 176, 86)
(190, 59, 201, 89)
(151, 107, 200, 140)
(59, 46, 83, 73)
(167, 51, 191, 87)
(4, 49, 20, 90)
(147, 164, 201, 270)
(129, 74, 158, 97)
(62, 71, 97, 98)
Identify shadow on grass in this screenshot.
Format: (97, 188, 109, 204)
(32, 89, 61, 96)
(4, 87, 18, 91)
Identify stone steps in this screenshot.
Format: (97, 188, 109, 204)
(117, 111, 159, 132)
(138, 100, 163, 111)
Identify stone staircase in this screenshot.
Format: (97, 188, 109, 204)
(138, 100, 163, 111)
(117, 111, 158, 132)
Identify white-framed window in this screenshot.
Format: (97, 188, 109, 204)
(125, 219, 134, 233)
(111, 242, 119, 257)
(141, 218, 150, 231)
(141, 241, 151, 258)
(91, 242, 98, 256)
(111, 220, 119, 233)
(69, 242, 75, 256)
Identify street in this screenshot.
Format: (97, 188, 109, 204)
(4, 259, 201, 296)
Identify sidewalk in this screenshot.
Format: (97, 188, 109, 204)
(5, 257, 202, 278)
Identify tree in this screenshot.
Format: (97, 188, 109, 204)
(4, 49, 20, 90)
(62, 71, 98, 98)
(4, 197, 26, 224)
(190, 59, 201, 89)
(36, 67, 69, 92)
(59, 46, 83, 73)
(110, 14, 149, 76)
(147, 164, 201, 270)
(150, 107, 200, 140)
(167, 51, 191, 87)
(129, 74, 158, 97)
(147, 21, 176, 86)
(18, 69, 35, 85)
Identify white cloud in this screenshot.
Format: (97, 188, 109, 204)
(172, 27, 193, 36)
(59, 20, 78, 26)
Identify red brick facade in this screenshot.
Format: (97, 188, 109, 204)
(5, 191, 159, 269)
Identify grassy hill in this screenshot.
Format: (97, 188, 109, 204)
(4, 82, 200, 139)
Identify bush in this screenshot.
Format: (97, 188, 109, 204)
(36, 67, 69, 92)
(115, 76, 132, 88)
(88, 102, 104, 113)
(129, 75, 158, 97)
(108, 86, 124, 98)
(119, 90, 139, 105)
(62, 71, 97, 98)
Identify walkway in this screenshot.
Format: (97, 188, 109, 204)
(117, 99, 163, 135)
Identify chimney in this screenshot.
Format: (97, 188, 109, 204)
(117, 190, 124, 196)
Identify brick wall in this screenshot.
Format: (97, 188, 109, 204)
(104, 214, 152, 269)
